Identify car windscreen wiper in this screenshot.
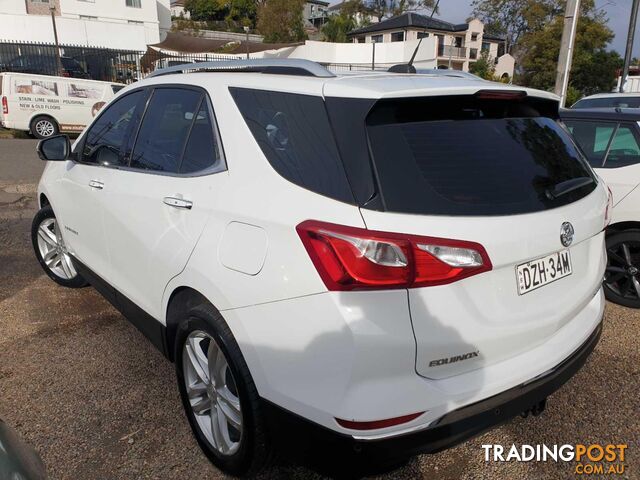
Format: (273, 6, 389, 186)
(545, 177, 595, 200)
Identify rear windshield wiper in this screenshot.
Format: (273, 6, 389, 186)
(545, 177, 595, 200)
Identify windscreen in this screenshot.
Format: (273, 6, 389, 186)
(573, 97, 640, 108)
(366, 95, 597, 216)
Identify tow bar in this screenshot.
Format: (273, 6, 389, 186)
(521, 399, 547, 418)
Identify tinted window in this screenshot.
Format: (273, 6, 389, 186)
(230, 88, 353, 203)
(130, 88, 202, 173)
(606, 124, 640, 168)
(111, 84, 125, 94)
(180, 101, 220, 174)
(573, 96, 640, 108)
(366, 97, 596, 216)
(562, 120, 616, 167)
(82, 90, 143, 166)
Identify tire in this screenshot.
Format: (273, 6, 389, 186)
(603, 229, 640, 308)
(175, 303, 272, 476)
(31, 206, 88, 288)
(30, 115, 59, 139)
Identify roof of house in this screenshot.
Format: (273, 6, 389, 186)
(328, 1, 346, 12)
(307, 0, 330, 6)
(348, 12, 468, 36)
(148, 32, 301, 55)
(482, 33, 506, 42)
(170, 0, 185, 7)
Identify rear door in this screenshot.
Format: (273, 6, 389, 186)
(101, 86, 225, 320)
(359, 94, 608, 379)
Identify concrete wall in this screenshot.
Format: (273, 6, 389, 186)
(255, 38, 437, 69)
(495, 54, 515, 79)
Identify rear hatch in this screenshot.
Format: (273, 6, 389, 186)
(353, 92, 607, 379)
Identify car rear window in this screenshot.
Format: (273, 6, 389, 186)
(366, 95, 597, 216)
(573, 97, 640, 108)
(229, 87, 354, 204)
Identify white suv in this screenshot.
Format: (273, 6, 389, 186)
(32, 60, 608, 476)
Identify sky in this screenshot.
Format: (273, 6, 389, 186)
(435, 0, 638, 55)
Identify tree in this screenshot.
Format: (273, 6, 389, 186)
(517, 0, 622, 97)
(469, 50, 496, 79)
(184, 0, 225, 21)
(322, 14, 356, 42)
(257, 0, 307, 43)
(471, 0, 563, 54)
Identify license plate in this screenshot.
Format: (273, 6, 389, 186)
(516, 250, 572, 295)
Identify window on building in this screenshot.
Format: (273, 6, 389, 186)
(391, 31, 405, 42)
(417, 31, 429, 39)
(471, 32, 479, 41)
(126, 0, 142, 8)
(453, 36, 463, 47)
(469, 48, 478, 60)
(357, 37, 365, 43)
(371, 34, 383, 43)
(481, 41, 490, 52)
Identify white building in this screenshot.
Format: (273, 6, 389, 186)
(0, 0, 171, 51)
(170, 0, 189, 19)
(347, 13, 515, 79)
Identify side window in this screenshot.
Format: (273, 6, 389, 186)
(180, 101, 221, 174)
(82, 90, 143, 166)
(229, 87, 354, 203)
(562, 120, 616, 167)
(130, 88, 202, 173)
(604, 123, 640, 168)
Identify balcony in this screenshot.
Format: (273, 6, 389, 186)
(437, 45, 467, 59)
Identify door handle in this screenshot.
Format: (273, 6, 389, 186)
(163, 197, 193, 210)
(89, 180, 104, 190)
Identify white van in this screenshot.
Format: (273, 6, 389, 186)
(0, 72, 124, 139)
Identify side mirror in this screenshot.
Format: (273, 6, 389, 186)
(37, 135, 71, 161)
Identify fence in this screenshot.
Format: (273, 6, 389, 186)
(0, 41, 241, 84)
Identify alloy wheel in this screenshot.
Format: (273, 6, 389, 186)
(182, 330, 243, 456)
(35, 119, 55, 138)
(605, 240, 640, 300)
(36, 217, 77, 280)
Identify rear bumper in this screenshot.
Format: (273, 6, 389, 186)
(261, 318, 602, 465)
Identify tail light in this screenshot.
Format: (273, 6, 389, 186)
(605, 186, 613, 228)
(1, 96, 7, 115)
(296, 220, 492, 291)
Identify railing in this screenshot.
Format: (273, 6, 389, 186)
(321, 62, 399, 72)
(0, 40, 240, 83)
(437, 45, 467, 59)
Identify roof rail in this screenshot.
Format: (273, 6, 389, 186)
(147, 59, 336, 78)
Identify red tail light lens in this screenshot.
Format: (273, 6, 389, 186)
(296, 220, 492, 291)
(336, 411, 424, 430)
(1, 96, 7, 115)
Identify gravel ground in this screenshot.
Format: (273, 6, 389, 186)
(0, 141, 638, 479)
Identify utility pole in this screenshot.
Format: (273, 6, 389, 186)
(49, 3, 63, 76)
(371, 40, 376, 71)
(554, 0, 580, 107)
(244, 26, 250, 60)
(619, 0, 640, 92)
